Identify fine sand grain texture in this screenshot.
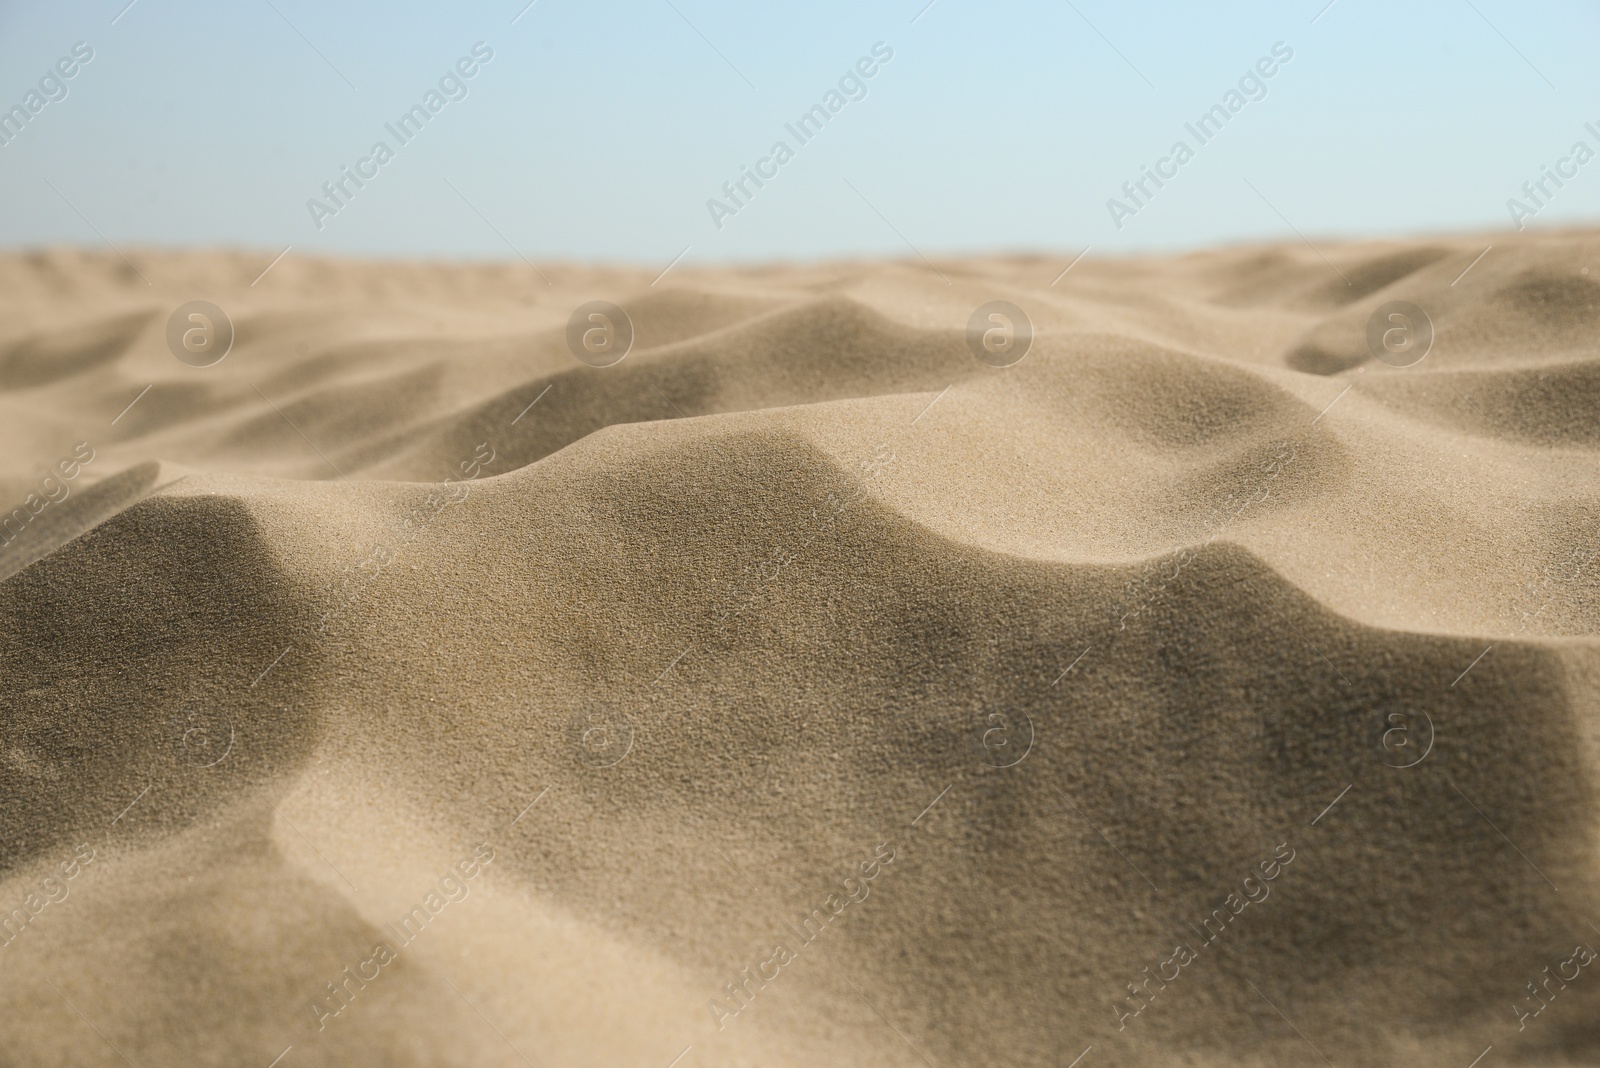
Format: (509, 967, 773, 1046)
(0, 236, 1597, 1067)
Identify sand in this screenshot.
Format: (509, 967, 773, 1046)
(0, 235, 1597, 1067)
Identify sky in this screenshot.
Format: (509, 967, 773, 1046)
(0, 0, 1596, 267)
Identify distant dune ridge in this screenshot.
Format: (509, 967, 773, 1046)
(0, 233, 1597, 1067)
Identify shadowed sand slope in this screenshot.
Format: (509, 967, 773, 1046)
(0, 237, 1597, 1068)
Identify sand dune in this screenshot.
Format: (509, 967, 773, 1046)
(0, 234, 1597, 1067)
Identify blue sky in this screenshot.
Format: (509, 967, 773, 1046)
(0, 0, 1595, 265)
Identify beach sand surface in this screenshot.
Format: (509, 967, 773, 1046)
(0, 236, 1597, 1066)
